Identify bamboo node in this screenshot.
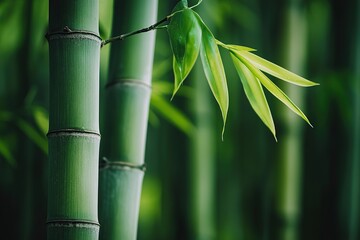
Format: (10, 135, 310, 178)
(45, 27, 102, 42)
(63, 26, 72, 32)
(47, 129, 101, 139)
(106, 79, 152, 89)
(100, 157, 146, 172)
(46, 220, 100, 229)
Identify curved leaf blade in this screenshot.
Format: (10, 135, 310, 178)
(240, 50, 319, 87)
(226, 44, 256, 52)
(198, 20, 229, 138)
(234, 52, 313, 127)
(172, 55, 183, 99)
(32, 106, 49, 135)
(17, 119, 48, 154)
(0, 138, 16, 166)
(216, 40, 256, 52)
(168, 7, 202, 98)
(231, 53, 276, 140)
(151, 94, 195, 136)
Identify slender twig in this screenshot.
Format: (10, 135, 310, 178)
(101, 16, 169, 47)
(101, 0, 204, 47)
(190, 0, 203, 9)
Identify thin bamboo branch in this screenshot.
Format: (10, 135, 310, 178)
(101, 16, 168, 47)
(101, 0, 204, 47)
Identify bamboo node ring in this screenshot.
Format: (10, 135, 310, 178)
(100, 157, 146, 172)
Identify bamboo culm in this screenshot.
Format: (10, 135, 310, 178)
(349, 0, 360, 238)
(98, 0, 158, 239)
(47, 0, 101, 239)
(276, 2, 307, 239)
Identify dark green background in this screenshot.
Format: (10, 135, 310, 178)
(0, 0, 359, 239)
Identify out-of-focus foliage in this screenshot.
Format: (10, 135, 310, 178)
(1, 0, 359, 239)
(167, 0, 317, 140)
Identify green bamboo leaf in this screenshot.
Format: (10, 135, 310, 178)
(148, 109, 160, 127)
(0, 111, 13, 122)
(152, 59, 171, 79)
(16, 119, 48, 154)
(197, 16, 229, 138)
(32, 106, 49, 135)
(152, 81, 174, 95)
(172, 55, 183, 97)
(216, 40, 256, 52)
(226, 44, 256, 52)
(240, 50, 319, 87)
(152, 80, 193, 98)
(0, 138, 16, 167)
(230, 53, 276, 140)
(234, 52, 313, 127)
(168, 1, 202, 98)
(151, 94, 195, 136)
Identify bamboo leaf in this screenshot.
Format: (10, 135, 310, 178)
(231, 53, 276, 140)
(197, 17, 229, 138)
(16, 119, 48, 154)
(172, 56, 183, 97)
(234, 52, 313, 127)
(152, 81, 175, 96)
(32, 106, 49, 135)
(216, 40, 256, 52)
(168, 2, 202, 98)
(226, 44, 256, 52)
(152, 80, 194, 98)
(151, 94, 195, 136)
(0, 138, 16, 166)
(148, 109, 160, 127)
(0, 111, 13, 122)
(240, 50, 319, 87)
(152, 59, 171, 79)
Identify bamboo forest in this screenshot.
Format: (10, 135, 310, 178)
(0, 0, 359, 239)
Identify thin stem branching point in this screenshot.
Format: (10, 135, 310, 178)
(101, 0, 204, 47)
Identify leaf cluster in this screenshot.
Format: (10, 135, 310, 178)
(167, 0, 318, 140)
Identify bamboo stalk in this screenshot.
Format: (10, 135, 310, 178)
(190, 63, 217, 240)
(349, 0, 360, 238)
(47, 0, 101, 239)
(276, 2, 307, 240)
(190, 1, 216, 239)
(98, 1, 158, 239)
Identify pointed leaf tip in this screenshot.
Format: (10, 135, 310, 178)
(233, 52, 313, 127)
(196, 15, 229, 137)
(240, 51, 319, 87)
(168, 8, 202, 98)
(230, 53, 277, 140)
(216, 40, 257, 52)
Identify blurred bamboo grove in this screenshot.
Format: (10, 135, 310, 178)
(0, 0, 359, 239)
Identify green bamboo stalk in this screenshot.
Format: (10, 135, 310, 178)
(98, 1, 158, 239)
(190, 62, 217, 240)
(349, 0, 360, 238)
(190, 1, 216, 239)
(47, 0, 101, 239)
(276, 2, 307, 240)
(18, 1, 34, 239)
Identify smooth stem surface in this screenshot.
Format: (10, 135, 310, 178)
(99, 0, 158, 239)
(47, 0, 100, 239)
(190, 1, 216, 239)
(191, 62, 216, 239)
(349, 0, 360, 238)
(276, 2, 307, 240)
